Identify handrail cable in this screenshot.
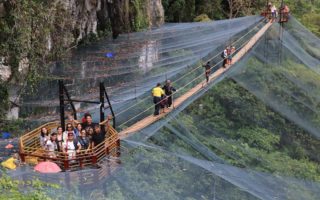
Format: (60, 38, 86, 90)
(113, 18, 266, 119)
(116, 23, 267, 128)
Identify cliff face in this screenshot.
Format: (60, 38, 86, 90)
(62, 0, 164, 40)
(0, 0, 164, 82)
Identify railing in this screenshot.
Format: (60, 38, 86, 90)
(19, 121, 120, 171)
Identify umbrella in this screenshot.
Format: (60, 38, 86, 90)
(34, 161, 61, 173)
(5, 144, 14, 149)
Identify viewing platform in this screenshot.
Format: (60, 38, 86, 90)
(19, 121, 120, 171)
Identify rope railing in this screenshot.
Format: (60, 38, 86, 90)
(111, 18, 266, 120)
(114, 19, 268, 128)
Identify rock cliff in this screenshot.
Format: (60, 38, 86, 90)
(0, 0, 164, 82)
(62, 0, 164, 41)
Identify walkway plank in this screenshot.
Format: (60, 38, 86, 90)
(119, 21, 272, 139)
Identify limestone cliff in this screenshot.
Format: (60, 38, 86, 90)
(0, 0, 164, 82)
(0, 0, 164, 119)
(62, 0, 164, 40)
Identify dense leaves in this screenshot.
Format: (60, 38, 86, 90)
(162, 0, 320, 36)
(0, 173, 59, 200)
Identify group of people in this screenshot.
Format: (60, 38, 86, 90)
(267, 2, 278, 21)
(151, 45, 237, 115)
(266, 2, 290, 22)
(222, 46, 236, 68)
(151, 80, 176, 116)
(39, 114, 107, 160)
(151, 2, 291, 120)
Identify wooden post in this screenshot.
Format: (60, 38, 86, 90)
(92, 153, 97, 166)
(19, 138, 25, 163)
(64, 156, 69, 170)
(116, 139, 121, 157)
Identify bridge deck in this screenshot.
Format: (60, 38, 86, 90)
(119, 21, 272, 139)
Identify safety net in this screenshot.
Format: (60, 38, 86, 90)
(3, 16, 320, 200)
(18, 15, 262, 125)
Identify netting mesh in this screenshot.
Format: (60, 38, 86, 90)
(4, 16, 320, 199)
(19, 16, 262, 123)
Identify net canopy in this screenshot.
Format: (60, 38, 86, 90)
(4, 16, 320, 200)
(19, 16, 262, 123)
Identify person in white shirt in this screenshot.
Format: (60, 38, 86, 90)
(271, 5, 277, 20)
(63, 132, 81, 161)
(46, 132, 59, 158)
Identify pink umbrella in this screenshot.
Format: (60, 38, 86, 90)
(34, 161, 61, 173)
(5, 144, 14, 149)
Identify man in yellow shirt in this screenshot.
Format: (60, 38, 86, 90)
(152, 83, 165, 116)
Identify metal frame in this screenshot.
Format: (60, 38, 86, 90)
(59, 80, 116, 131)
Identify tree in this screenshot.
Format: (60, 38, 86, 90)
(224, 0, 253, 19)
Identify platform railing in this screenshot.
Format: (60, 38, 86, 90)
(19, 121, 120, 171)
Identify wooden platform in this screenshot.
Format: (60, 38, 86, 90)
(119, 21, 273, 139)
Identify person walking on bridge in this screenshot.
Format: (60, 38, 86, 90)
(271, 5, 277, 22)
(152, 83, 165, 116)
(203, 62, 211, 84)
(162, 80, 176, 108)
(222, 48, 228, 68)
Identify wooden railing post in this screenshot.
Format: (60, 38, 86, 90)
(64, 156, 69, 170)
(19, 138, 26, 163)
(92, 153, 97, 166)
(116, 139, 121, 157)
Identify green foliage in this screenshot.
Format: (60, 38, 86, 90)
(193, 14, 212, 22)
(301, 13, 320, 37)
(0, 0, 74, 121)
(0, 83, 9, 119)
(237, 127, 280, 152)
(176, 70, 320, 181)
(162, 0, 320, 36)
(0, 119, 26, 137)
(0, 1, 73, 81)
(78, 32, 99, 46)
(0, 173, 59, 199)
(131, 0, 149, 31)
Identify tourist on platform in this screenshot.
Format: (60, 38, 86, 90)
(40, 127, 49, 149)
(91, 125, 106, 148)
(203, 62, 211, 84)
(82, 114, 97, 130)
(152, 83, 165, 116)
(162, 80, 176, 107)
(56, 126, 64, 151)
(81, 112, 91, 123)
(63, 123, 75, 142)
(63, 132, 81, 160)
(78, 129, 90, 150)
(74, 123, 82, 137)
(46, 132, 59, 158)
(85, 127, 94, 150)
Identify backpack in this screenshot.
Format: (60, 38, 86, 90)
(221, 51, 226, 58)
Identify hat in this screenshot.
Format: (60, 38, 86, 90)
(68, 132, 74, 136)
